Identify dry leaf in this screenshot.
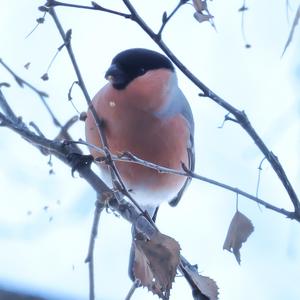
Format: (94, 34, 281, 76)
(194, 12, 212, 23)
(223, 211, 254, 264)
(133, 231, 180, 299)
(192, 0, 215, 27)
(193, 0, 207, 12)
(180, 261, 219, 300)
(282, 4, 300, 56)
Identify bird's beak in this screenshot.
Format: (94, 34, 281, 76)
(105, 64, 118, 83)
(105, 64, 126, 87)
(106, 74, 114, 83)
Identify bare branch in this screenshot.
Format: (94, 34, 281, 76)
(4, 2, 299, 298)
(157, 1, 188, 38)
(85, 198, 105, 300)
(25, 11, 47, 39)
(46, 7, 112, 183)
(238, 0, 251, 48)
(42, 41, 67, 80)
(218, 113, 239, 128)
(0, 58, 61, 127)
(44, 0, 131, 19)
(55, 115, 79, 140)
(0, 88, 19, 123)
(68, 139, 299, 222)
(255, 157, 267, 198)
(125, 280, 140, 300)
(44, 8, 159, 298)
(29, 121, 46, 137)
(68, 81, 81, 114)
(121, 0, 300, 216)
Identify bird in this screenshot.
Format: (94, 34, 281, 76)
(85, 48, 195, 215)
(85, 48, 195, 282)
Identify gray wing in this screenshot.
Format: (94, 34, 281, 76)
(155, 85, 195, 207)
(128, 89, 195, 281)
(168, 131, 194, 207)
(169, 90, 195, 206)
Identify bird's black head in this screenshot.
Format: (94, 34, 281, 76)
(105, 48, 174, 90)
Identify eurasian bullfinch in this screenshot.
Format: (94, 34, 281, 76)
(85, 48, 195, 214)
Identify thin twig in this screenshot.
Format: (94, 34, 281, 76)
(29, 121, 46, 137)
(43, 0, 300, 219)
(47, 6, 150, 220)
(47, 7, 116, 186)
(55, 115, 79, 140)
(191, 171, 296, 218)
(68, 81, 81, 114)
(256, 157, 266, 198)
(0, 93, 297, 300)
(69, 139, 298, 221)
(255, 157, 267, 212)
(121, 0, 300, 216)
(85, 199, 105, 263)
(25, 11, 47, 39)
(0, 88, 19, 123)
(0, 82, 167, 297)
(238, 0, 251, 48)
(46, 8, 105, 139)
(44, 42, 65, 75)
(218, 113, 238, 128)
(45, 0, 132, 19)
(157, 0, 187, 38)
(46, 7, 156, 299)
(85, 198, 105, 300)
(124, 279, 140, 300)
(0, 58, 61, 127)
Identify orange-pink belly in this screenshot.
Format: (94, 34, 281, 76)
(85, 85, 189, 202)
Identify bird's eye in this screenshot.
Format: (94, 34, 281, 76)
(139, 68, 146, 75)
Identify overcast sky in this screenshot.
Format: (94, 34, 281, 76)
(0, 1, 300, 299)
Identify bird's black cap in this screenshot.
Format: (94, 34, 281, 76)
(105, 48, 174, 90)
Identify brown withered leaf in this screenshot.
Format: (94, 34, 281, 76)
(133, 231, 180, 299)
(194, 12, 212, 23)
(192, 0, 207, 12)
(181, 262, 219, 300)
(192, 0, 215, 28)
(282, 4, 300, 56)
(223, 211, 254, 264)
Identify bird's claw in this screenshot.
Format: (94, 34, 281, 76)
(68, 153, 94, 177)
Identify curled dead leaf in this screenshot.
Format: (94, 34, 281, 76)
(194, 12, 212, 23)
(179, 258, 219, 300)
(223, 211, 254, 264)
(193, 0, 207, 12)
(133, 231, 180, 299)
(192, 0, 215, 28)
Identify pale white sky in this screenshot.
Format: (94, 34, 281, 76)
(0, 1, 300, 299)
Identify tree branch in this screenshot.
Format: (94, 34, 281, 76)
(4, 2, 299, 299)
(121, 0, 300, 216)
(0, 58, 61, 127)
(0, 92, 207, 299)
(46, 6, 145, 217)
(157, 0, 188, 38)
(69, 140, 299, 222)
(85, 198, 105, 300)
(44, 0, 132, 19)
(50, 0, 299, 216)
